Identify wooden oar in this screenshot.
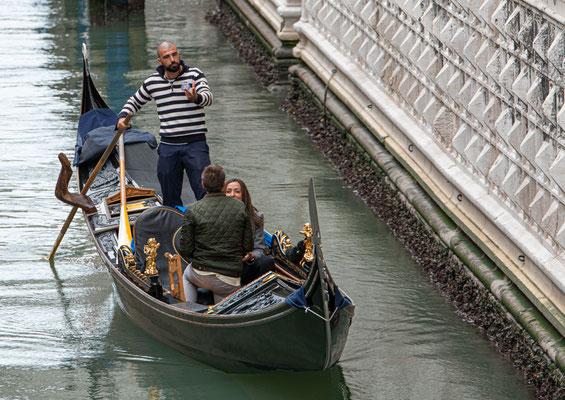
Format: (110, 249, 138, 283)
(48, 113, 133, 260)
(117, 132, 132, 248)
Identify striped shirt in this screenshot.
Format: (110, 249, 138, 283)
(119, 61, 213, 144)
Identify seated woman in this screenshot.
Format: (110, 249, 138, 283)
(225, 178, 275, 285)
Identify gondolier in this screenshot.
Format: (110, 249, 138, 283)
(116, 41, 213, 206)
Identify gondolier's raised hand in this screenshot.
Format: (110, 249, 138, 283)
(184, 81, 198, 102)
(116, 117, 131, 132)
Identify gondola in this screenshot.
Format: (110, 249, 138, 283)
(54, 45, 354, 373)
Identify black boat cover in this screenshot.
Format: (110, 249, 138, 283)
(132, 206, 187, 289)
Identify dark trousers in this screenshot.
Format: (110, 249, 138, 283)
(241, 255, 275, 286)
(157, 141, 210, 207)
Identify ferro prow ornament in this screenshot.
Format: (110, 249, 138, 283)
(144, 238, 163, 298)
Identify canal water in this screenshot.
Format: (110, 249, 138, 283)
(0, 0, 533, 398)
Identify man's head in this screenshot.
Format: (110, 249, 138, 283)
(201, 164, 225, 194)
(157, 41, 181, 74)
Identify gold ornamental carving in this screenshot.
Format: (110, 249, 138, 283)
(300, 223, 314, 263)
(143, 237, 160, 276)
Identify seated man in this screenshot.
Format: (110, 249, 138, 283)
(180, 163, 254, 303)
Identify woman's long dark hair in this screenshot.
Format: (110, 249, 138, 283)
(226, 178, 262, 229)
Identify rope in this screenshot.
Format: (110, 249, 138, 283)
(304, 306, 337, 322)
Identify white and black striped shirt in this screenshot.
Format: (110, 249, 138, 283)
(119, 62, 213, 144)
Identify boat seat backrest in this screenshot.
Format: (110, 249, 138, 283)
(132, 206, 188, 289)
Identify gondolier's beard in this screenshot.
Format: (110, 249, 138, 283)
(164, 62, 180, 73)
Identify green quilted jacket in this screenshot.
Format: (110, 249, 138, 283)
(179, 192, 254, 277)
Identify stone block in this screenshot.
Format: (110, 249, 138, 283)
(468, 87, 487, 119)
(526, 74, 544, 113)
(479, 0, 499, 26)
(439, 17, 457, 44)
(400, 31, 415, 57)
(476, 142, 496, 176)
(518, 15, 535, 48)
(453, 123, 472, 154)
(432, 11, 449, 39)
(483, 96, 501, 129)
(499, 55, 519, 90)
(550, 149, 565, 193)
(383, 18, 399, 42)
(548, 31, 565, 75)
(475, 40, 493, 73)
(414, 88, 430, 115)
(557, 218, 565, 249)
(358, 38, 372, 63)
(459, 78, 476, 104)
(533, 21, 550, 60)
(530, 188, 551, 226)
(389, 65, 404, 92)
(405, 80, 421, 105)
(408, 38, 423, 63)
(408, 0, 425, 20)
(542, 199, 564, 238)
(520, 128, 542, 165)
(463, 32, 481, 66)
(486, 48, 503, 81)
(451, 26, 468, 55)
(372, 50, 387, 75)
(436, 62, 453, 91)
(495, 106, 513, 139)
(360, 1, 376, 25)
(421, 2, 435, 33)
(512, 68, 530, 102)
(507, 119, 525, 153)
(535, 141, 557, 176)
(542, 86, 558, 122)
(433, 106, 458, 144)
(422, 97, 439, 125)
(397, 71, 411, 99)
(502, 164, 521, 202)
(391, 24, 407, 49)
(557, 101, 565, 130)
(464, 134, 484, 164)
(504, 6, 521, 40)
(515, 176, 536, 212)
(490, 0, 509, 35)
(376, 9, 391, 34)
(447, 70, 464, 99)
(488, 153, 509, 187)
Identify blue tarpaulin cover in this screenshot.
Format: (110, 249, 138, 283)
(285, 286, 308, 309)
(333, 285, 351, 309)
(285, 285, 351, 311)
(74, 108, 157, 166)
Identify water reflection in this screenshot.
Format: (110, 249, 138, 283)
(0, 0, 534, 398)
(91, 307, 350, 400)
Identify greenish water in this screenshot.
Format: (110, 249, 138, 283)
(0, 0, 533, 398)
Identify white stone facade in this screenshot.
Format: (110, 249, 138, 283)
(247, 0, 302, 41)
(285, 0, 565, 333)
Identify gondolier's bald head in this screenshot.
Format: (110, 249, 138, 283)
(157, 41, 176, 58)
(157, 41, 181, 75)
(201, 164, 225, 194)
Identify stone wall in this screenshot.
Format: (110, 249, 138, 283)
(291, 0, 565, 335)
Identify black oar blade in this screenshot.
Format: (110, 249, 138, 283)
(308, 178, 322, 246)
